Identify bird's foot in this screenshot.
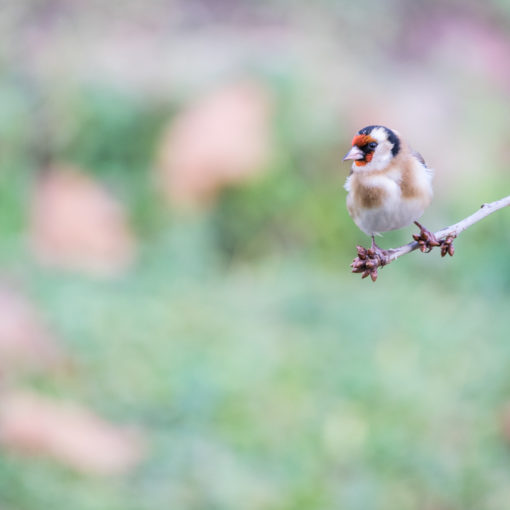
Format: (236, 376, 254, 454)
(351, 244, 391, 282)
(412, 221, 455, 256)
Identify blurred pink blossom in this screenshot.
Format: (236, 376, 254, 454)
(0, 285, 65, 375)
(0, 391, 145, 476)
(156, 81, 273, 208)
(30, 166, 136, 276)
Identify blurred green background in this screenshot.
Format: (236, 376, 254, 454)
(1, 1, 510, 509)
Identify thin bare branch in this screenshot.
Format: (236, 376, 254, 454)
(351, 194, 510, 281)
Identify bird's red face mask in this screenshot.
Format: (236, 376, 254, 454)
(343, 135, 377, 166)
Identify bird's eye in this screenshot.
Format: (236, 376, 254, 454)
(368, 142, 378, 150)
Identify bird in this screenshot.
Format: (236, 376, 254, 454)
(343, 125, 447, 275)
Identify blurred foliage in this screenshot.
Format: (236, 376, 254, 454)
(2, 250, 510, 510)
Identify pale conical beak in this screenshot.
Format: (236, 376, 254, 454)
(343, 146, 364, 161)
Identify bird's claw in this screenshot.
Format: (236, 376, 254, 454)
(351, 244, 390, 282)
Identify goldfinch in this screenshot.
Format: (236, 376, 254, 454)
(343, 125, 451, 279)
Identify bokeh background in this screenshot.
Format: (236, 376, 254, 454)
(1, 1, 510, 509)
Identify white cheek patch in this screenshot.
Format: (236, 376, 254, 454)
(370, 142, 393, 171)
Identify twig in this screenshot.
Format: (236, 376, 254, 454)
(351, 194, 510, 281)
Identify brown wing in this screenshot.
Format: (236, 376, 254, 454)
(412, 150, 427, 167)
